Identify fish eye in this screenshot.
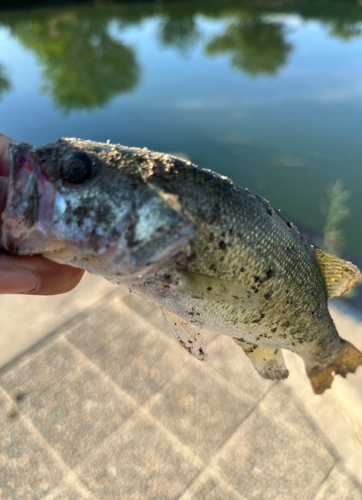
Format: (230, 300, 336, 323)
(61, 152, 95, 185)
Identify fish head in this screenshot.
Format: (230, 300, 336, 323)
(1, 138, 194, 281)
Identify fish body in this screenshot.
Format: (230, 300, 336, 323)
(2, 138, 361, 393)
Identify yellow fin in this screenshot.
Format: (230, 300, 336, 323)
(305, 340, 362, 394)
(313, 248, 360, 298)
(234, 339, 289, 380)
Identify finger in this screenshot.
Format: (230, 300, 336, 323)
(0, 133, 16, 177)
(0, 253, 84, 295)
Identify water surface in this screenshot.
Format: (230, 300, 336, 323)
(0, 0, 362, 257)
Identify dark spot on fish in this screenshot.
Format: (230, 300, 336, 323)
(209, 203, 221, 224)
(237, 233, 243, 239)
(268, 207, 274, 216)
(188, 340, 193, 344)
(207, 287, 212, 291)
(264, 291, 273, 301)
(187, 253, 197, 262)
(209, 264, 217, 272)
(274, 349, 278, 355)
(246, 345, 258, 353)
(266, 268, 275, 280)
(220, 256, 225, 262)
(251, 286, 258, 293)
(286, 290, 289, 294)
(286, 246, 300, 255)
(253, 276, 261, 283)
(229, 229, 234, 236)
(221, 231, 226, 238)
(199, 348, 204, 355)
(240, 267, 245, 273)
(209, 232, 215, 242)
(260, 314, 265, 319)
(156, 227, 163, 233)
(219, 241, 226, 250)
(188, 311, 195, 316)
(232, 295, 239, 300)
(164, 274, 172, 284)
(271, 327, 277, 333)
(64, 214, 73, 225)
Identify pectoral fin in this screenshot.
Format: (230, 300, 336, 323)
(161, 307, 207, 361)
(177, 270, 260, 308)
(234, 339, 289, 380)
(313, 248, 360, 298)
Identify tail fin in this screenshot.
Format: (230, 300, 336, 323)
(306, 341, 362, 394)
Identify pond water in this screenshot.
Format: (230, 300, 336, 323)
(0, 0, 362, 259)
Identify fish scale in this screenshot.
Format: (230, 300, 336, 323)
(2, 138, 361, 394)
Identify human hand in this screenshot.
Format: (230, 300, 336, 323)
(0, 133, 84, 294)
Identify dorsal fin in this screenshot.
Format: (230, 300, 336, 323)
(313, 248, 360, 298)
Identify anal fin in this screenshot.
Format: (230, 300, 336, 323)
(234, 339, 289, 380)
(161, 307, 208, 361)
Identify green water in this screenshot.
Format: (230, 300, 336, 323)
(0, 1, 362, 256)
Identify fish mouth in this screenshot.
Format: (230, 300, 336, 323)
(1, 145, 60, 254)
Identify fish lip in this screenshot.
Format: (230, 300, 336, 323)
(1, 145, 58, 254)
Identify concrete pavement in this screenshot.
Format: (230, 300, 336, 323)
(0, 277, 362, 499)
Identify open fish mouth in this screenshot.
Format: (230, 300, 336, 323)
(1, 146, 60, 255)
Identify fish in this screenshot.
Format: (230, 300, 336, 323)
(2, 138, 361, 394)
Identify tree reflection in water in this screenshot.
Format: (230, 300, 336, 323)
(158, 14, 200, 55)
(9, 13, 140, 112)
(1, 0, 362, 111)
(205, 17, 293, 76)
(0, 64, 11, 101)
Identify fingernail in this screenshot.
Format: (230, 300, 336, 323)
(0, 269, 39, 294)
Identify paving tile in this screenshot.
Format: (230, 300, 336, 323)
(0, 338, 82, 402)
(0, 273, 116, 369)
(66, 291, 155, 358)
(40, 478, 91, 500)
(314, 464, 362, 500)
(146, 363, 255, 462)
(78, 410, 202, 500)
(0, 391, 63, 500)
(24, 363, 136, 468)
(84, 308, 191, 405)
(213, 383, 335, 500)
(207, 334, 274, 401)
(179, 471, 243, 500)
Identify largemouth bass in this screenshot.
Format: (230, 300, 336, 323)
(2, 138, 361, 394)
